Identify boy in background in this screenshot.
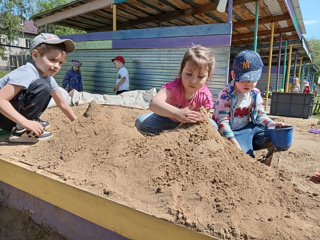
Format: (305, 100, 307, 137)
(213, 50, 286, 163)
(112, 56, 129, 95)
(0, 33, 77, 143)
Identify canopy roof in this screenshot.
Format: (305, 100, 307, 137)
(31, 0, 312, 64)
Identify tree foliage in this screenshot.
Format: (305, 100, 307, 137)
(0, 0, 33, 41)
(31, 0, 85, 36)
(0, 0, 30, 55)
(0, 0, 84, 44)
(308, 38, 320, 67)
(307, 37, 320, 79)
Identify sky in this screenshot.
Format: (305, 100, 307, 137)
(299, 0, 320, 39)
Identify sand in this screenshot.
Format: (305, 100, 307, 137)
(0, 102, 320, 239)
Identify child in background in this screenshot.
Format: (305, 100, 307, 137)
(135, 45, 218, 135)
(0, 33, 77, 143)
(213, 50, 286, 159)
(62, 60, 83, 92)
(291, 77, 300, 93)
(303, 81, 311, 93)
(112, 56, 129, 95)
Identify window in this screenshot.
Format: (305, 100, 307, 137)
(25, 39, 31, 48)
(14, 36, 19, 46)
(0, 35, 7, 45)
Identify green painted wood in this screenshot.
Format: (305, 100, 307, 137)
(307, 67, 310, 84)
(114, 0, 128, 3)
(75, 41, 112, 50)
(292, 14, 299, 39)
(301, 61, 305, 93)
(253, 1, 258, 52)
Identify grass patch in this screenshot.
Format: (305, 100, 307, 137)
(34, 226, 51, 240)
(313, 95, 320, 119)
(0, 70, 11, 78)
(0, 189, 10, 207)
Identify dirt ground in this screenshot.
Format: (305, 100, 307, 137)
(0, 102, 320, 240)
(0, 205, 66, 240)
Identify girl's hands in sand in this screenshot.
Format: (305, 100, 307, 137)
(174, 103, 205, 123)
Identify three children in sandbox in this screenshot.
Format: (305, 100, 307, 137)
(0, 33, 288, 162)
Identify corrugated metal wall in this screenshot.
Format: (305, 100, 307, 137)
(256, 73, 284, 93)
(55, 47, 230, 98)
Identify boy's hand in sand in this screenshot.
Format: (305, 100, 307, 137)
(267, 121, 287, 128)
(22, 120, 45, 136)
(229, 138, 242, 150)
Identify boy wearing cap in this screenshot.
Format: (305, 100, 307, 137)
(213, 50, 286, 160)
(0, 33, 77, 143)
(111, 56, 129, 95)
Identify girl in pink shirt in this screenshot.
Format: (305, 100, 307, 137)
(135, 45, 217, 134)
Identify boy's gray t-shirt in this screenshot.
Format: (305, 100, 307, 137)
(0, 62, 59, 92)
(232, 91, 251, 130)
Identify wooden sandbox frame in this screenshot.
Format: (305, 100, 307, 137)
(0, 157, 219, 240)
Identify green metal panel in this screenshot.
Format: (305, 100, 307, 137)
(75, 41, 112, 50)
(55, 46, 230, 98)
(256, 73, 284, 93)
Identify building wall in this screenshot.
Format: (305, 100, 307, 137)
(0, 23, 36, 70)
(56, 23, 232, 98)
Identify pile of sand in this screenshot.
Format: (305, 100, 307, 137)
(3, 101, 320, 239)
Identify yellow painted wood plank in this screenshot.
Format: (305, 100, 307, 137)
(0, 158, 218, 240)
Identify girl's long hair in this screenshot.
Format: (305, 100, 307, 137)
(179, 45, 215, 81)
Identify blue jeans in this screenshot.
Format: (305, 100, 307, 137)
(135, 112, 218, 135)
(233, 122, 273, 158)
(0, 78, 52, 131)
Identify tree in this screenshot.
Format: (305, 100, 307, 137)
(0, 0, 84, 57)
(31, 0, 85, 36)
(0, 0, 33, 39)
(0, 0, 84, 45)
(0, 0, 34, 55)
(307, 37, 320, 80)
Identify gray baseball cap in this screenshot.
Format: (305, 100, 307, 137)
(30, 33, 75, 53)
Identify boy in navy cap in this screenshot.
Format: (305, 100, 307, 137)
(213, 50, 286, 163)
(0, 33, 77, 143)
(111, 56, 129, 95)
